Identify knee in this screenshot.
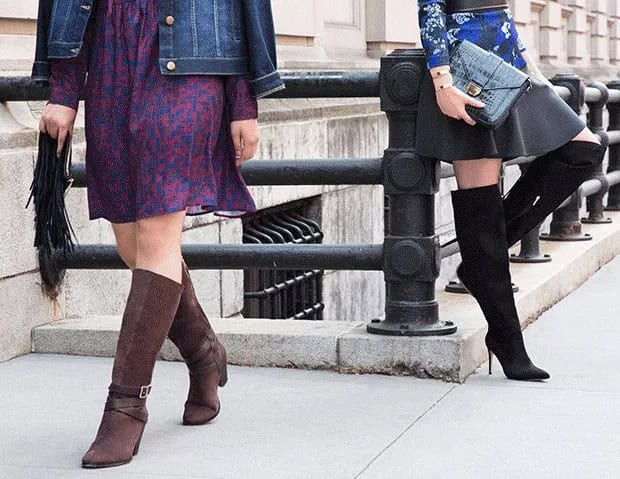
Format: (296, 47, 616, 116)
(136, 225, 165, 260)
(117, 246, 137, 270)
(135, 219, 181, 261)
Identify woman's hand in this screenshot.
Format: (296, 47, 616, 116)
(39, 103, 77, 156)
(231, 119, 259, 167)
(435, 87, 486, 126)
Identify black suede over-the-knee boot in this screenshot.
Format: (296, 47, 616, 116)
(503, 140, 606, 247)
(452, 184, 549, 381)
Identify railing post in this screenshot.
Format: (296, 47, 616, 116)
(606, 80, 620, 211)
(583, 82, 611, 224)
(510, 166, 551, 263)
(367, 49, 456, 336)
(542, 74, 592, 242)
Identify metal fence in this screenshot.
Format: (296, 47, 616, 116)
(1, 49, 618, 336)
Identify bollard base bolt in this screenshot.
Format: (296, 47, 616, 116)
(581, 216, 612, 224)
(445, 279, 519, 294)
(510, 252, 552, 264)
(366, 319, 457, 336)
(540, 232, 592, 242)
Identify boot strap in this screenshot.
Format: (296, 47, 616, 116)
(109, 383, 152, 399)
(104, 396, 148, 422)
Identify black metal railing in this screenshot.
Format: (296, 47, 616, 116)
(2, 49, 618, 336)
(243, 206, 324, 321)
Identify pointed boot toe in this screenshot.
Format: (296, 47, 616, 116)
(504, 363, 550, 382)
(81, 392, 148, 469)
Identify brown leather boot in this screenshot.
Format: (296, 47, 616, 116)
(82, 269, 183, 468)
(167, 263, 228, 425)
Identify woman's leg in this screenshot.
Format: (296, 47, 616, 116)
(82, 211, 186, 468)
(502, 128, 606, 247)
(572, 127, 601, 144)
(111, 223, 137, 270)
(135, 212, 185, 282)
(453, 158, 502, 190)
(112, 216, 229, 426)
(451, 159, 549, 381)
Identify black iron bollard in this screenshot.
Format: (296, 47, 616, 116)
(542, 74, 591, 241)
(582, 82, 611, 224)
(367, 49, 456, 336)
(606, 81, 620, 212)
(510, 166, 551, 263)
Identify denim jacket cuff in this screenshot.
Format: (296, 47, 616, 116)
(250, 71, 285, 99)
(31, 60, 51, 81)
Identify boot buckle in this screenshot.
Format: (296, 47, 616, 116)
(139, 385, 152, 399)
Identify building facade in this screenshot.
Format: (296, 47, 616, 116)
(1, 1, 620, 76)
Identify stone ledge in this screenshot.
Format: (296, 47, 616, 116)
(31, 212, 620, 382)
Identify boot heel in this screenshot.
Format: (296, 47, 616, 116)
(488, 349, 493, 375)
(133, 429, 144, 456)
(218, 349, 228, 387)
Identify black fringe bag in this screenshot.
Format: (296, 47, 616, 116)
(26, 132, 77, 298)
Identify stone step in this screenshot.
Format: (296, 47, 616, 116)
(32, 212, 620, 382)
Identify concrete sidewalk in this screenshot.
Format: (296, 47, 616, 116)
(1, 258, 619, 479)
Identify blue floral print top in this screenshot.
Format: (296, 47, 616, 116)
(418, 0, 526, 69)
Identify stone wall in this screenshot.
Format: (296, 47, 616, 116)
(0, 96, 388, 361)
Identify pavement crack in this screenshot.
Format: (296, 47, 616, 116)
(353, 385, 459, 478)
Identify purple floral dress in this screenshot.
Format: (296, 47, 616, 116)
(49, 0, 257, 223)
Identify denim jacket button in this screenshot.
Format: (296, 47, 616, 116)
(166, 61, 176, 71)
(165, 15, 175, 26)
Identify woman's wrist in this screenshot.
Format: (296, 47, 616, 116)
(435, 83, 454, 93)
(432, 71, 453, 92)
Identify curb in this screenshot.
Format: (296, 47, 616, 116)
(32, 212, 620, 382)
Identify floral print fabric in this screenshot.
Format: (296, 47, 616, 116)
(418, 0, 526, 69)
(49, 0, 257, 223)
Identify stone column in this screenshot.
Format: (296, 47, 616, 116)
(0, 1, 38, 72)
(539, 1, 564, 64)
(589, 0, 609, 64)
(611, 0, 620, 65)
(365, 0, 419, 57)
(565, 0, 588, 64)
(272, 0, 327, 68)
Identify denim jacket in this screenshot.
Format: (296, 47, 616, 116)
(32, 0, 284, 98)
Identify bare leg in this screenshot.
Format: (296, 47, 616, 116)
(135, 211, 186, 283)
(572, 127, 601, 144)
(453, 158, 502, 190)
(111, 223, 137, 270)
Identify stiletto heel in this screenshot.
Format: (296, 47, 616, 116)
(488, 349, 493, 375)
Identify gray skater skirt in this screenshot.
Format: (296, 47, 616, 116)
(415, 73, 586, 163)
